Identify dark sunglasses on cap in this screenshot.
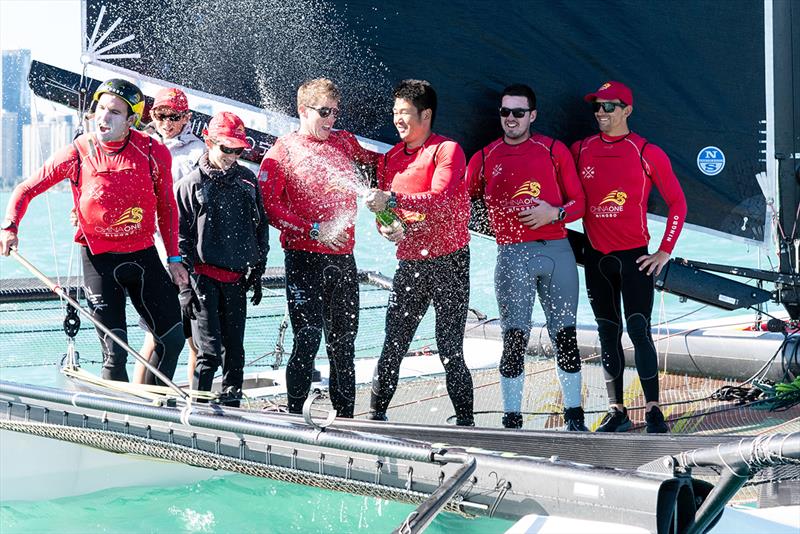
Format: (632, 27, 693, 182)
(306, 105, 340, 119)
(499, 107, 531, 119)
(219, 145, 245, 155)
(592, 101, 627, 113)
(153, 112, 185, 122)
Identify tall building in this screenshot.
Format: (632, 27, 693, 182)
(1, 49, 32, 185)
(22, 113, 76, 179)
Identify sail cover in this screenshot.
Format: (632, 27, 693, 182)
(84, 0, 772, 243)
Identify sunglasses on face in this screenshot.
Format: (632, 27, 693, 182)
(219, 145, 245, 155)
(306, 105, 340, 119)
(592, 101, 627, 113)
(153, 112, 185, 122)
(499, 107, 531, 119)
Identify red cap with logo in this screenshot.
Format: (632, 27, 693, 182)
(584, 81, 633, 106)
(203, 111, 251, 149)
(153, 87, 189, 112)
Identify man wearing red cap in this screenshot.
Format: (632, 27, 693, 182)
(259, 78, 379, 418)
(0, 79, 187, 385)
(174, 111, 269, 404)
(572, 81, 687, 433)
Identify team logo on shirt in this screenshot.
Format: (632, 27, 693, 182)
(600, 190, 627, 206)
(492, 164, 503, 178)
(590, 190, 627, 218)
(581, 166, 595, 180)
(510, 181, 541, 199)
(113, 207, 144, 225)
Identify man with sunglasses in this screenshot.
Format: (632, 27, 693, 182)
(365, 79, 475, 426)
(0, 78, 187, 386)
(174, 111, 269, 405)
(466, 83, 587, 431)
(573, 81, 687, 433)
(259, 78, 379, 418)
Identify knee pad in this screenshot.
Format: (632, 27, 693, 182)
(294, 326, 323, 353)
(625, 314, 652, 345)
(554, 326, 581, 373)
(500, 329, 528, 378)
(596, 319, 622, 346)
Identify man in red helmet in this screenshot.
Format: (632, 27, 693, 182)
(0, 78, 188, 386)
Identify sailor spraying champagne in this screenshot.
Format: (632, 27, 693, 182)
(0, 79, 187, 385)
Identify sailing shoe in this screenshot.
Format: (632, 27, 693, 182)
(595, 407, 632, 432)
(456, 417, 475, 427)
(645, 406, 670, 434)
(563, 406, 589, 432)
(369, 411, 388, 422)
(502, 412, 523, 429)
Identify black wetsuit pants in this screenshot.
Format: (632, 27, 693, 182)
(284, 250, 359, 418)
(81, 246, 184, 385)
(370, 246, 474, 423)
(584, 244, 659, 404)
(190, 274, 247, 393)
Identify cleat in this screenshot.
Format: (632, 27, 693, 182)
(595, 407, 632, 432)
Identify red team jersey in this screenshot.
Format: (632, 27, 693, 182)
(378, 133, 471, 260)
(6, 131, 179, 256)
(466, 134, 585, 244)
(259, 130, 378, 255)
(571, 132, 687, 254)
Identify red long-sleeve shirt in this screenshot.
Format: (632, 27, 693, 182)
(378, 133, 471, 260)
(5, 130, 179, 256)
(259, 130, 378, 254)
(466, 134, 585, 244)
(571, 132, 687, 254)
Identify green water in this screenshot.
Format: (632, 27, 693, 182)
(0, 189, 767, 532)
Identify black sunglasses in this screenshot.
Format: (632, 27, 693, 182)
(306, 105, 340, 119)
(153, 112, 185, 122)
(219, 145, 245, 155)
(592, 101, 627, 113)
(499, 107, 531, 119)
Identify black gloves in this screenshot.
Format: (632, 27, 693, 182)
(247, 263, 265, 306)
(178, 286, 201, 320)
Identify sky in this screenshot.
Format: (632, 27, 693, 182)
(0, 0, 83, 71)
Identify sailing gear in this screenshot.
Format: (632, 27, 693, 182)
(284, 250, 359, 418)
(202, 111, 251, 149)
(178, 287, 200, 320)
(160, 123, 205, 182)
(502, 412, 523, 429)
(585, 244, 660, 404)
(378, 133, 471, 260)
(369, 411, 388, 422)
(93, 78, 145, 125)
(499, 328, 527, 413)
(81, 246, 183, 385)
(465, 134, 585, 244)
(572, 132, 687, 255)
(153, 87, 189, 113)
(645, 405, 670, 433)
(260, 130, 378, 254)
(563, 406, 589, 432)
(584, 80, 634, 106)
(370, 246, 474, 424)
(246, 262, 265, 306)
(595, 406, 632, 433)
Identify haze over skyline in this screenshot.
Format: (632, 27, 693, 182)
(1, 0, 82, 71)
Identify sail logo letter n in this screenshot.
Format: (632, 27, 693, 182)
(697, 146, 725, 176)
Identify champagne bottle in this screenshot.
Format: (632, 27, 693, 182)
(375, 208, 404, 230)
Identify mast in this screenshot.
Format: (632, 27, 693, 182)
(771, 0, 800, 319)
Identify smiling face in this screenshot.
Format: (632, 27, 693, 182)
(206, 140, 240, 171)
(594, 99, 631, 136)
(500, 95, 536, 144)
(151, 107, 191, 140)
(94, 93, 135, 142)
(393, 97, 431, 148)
(298, 96, 340, 141)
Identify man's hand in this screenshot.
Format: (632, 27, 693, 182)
(69, 208, 79, 227)
(246, 263, 265, 306)
(365, 189, 391, 213)
(317, 221, 348, 251)
(168, 262, 189, 286)
(0, 230, 18, 256)
(517, 200, 560, 230)
(636, 250, 671, 276)
(379, 222, 405, 243)
(178, 286, 201, 320)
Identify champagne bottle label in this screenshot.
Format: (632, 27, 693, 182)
(376, 209, 403, 230)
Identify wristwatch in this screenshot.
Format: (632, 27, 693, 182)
(554, 207, 566, 223)
(309, 222, 320, 241)
(0, 219, 18, 233)
(386, 192, 398, 209)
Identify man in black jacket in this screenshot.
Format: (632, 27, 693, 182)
(174, 111, 269, 404)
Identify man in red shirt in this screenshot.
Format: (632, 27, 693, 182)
(0, 79, 188, 385)
(259, 78, 378, 418)
(365, 79, 474, 426)
(467, 83, 587, 430)
(572, 81, 687, 433)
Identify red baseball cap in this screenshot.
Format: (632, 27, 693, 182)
(584, 81, 633, 106)
(203, 111, 251, 149)
(153, 87, 189, 112)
